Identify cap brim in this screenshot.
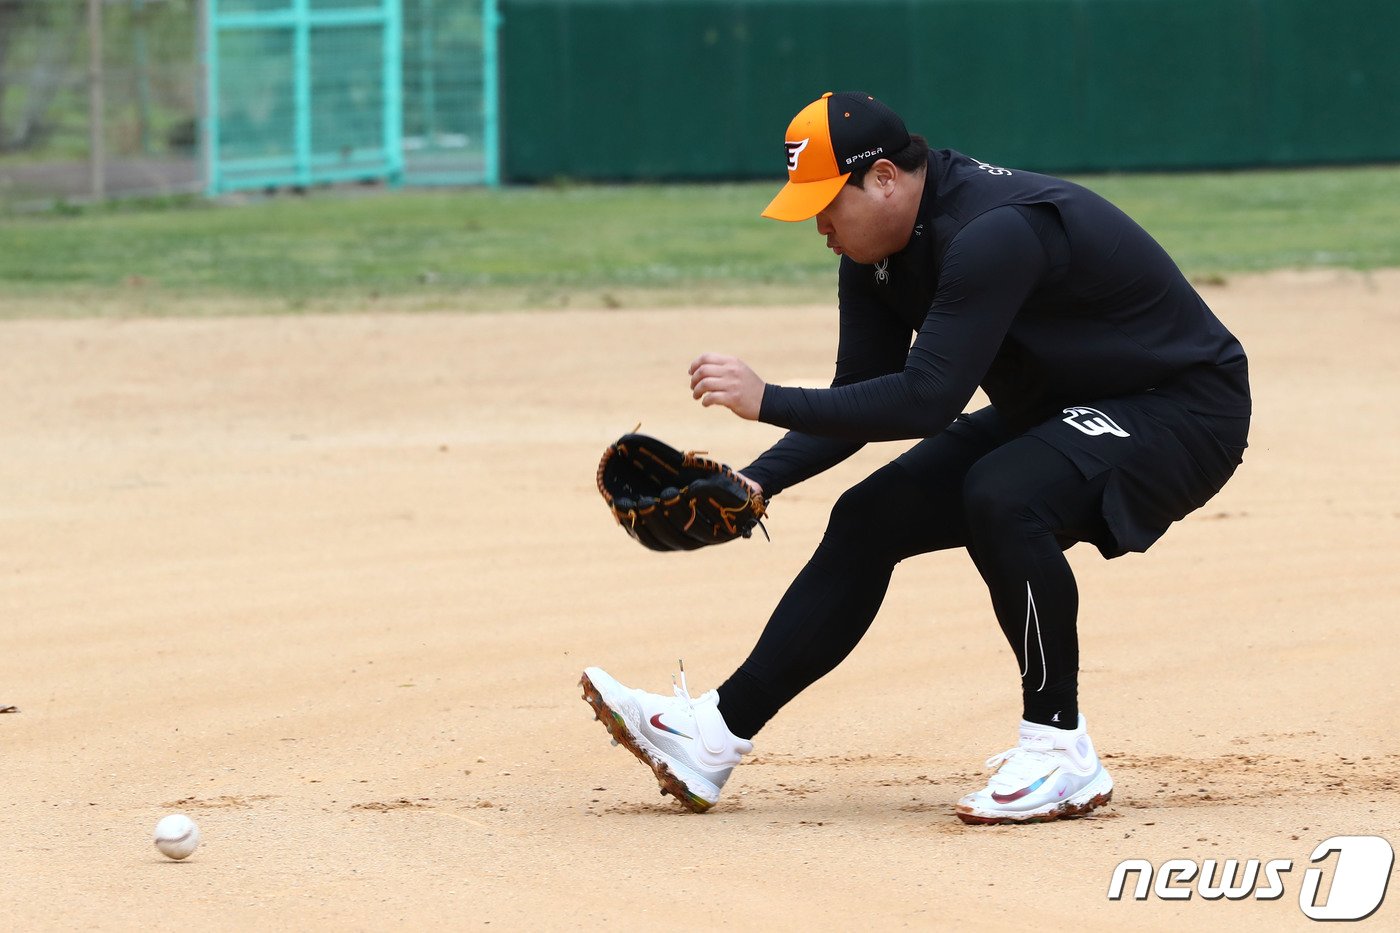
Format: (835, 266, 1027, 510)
(760, 173, 850, 222)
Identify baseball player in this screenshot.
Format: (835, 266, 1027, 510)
(582, 92, 1250, 823)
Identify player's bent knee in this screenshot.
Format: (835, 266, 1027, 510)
(823, 467, 917, 549)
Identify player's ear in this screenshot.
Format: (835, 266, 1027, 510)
(870, 159, 898, 196)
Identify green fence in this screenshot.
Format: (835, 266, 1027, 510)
(497, 0, 1400, 181)
(30, 0, 1395, 200)
(205, 0, 496, 193)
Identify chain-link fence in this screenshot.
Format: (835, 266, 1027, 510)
(0, 0, 493, 211)
(401, 0, 493, 185)
(0, 0, 200, 209)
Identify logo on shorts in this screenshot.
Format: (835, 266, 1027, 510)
(1062, 407, 1131, 438)
(785, 138, 810, 172)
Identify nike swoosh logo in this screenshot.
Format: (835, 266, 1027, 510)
(649, 713, 692, 740)
(991, 773, 1051, 804)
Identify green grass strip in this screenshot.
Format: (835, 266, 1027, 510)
(2, 163, 1398, 316)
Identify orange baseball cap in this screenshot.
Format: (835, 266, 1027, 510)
(761, 91, 912, 222)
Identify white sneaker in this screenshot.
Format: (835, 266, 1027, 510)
(580, 664, 752, 813)
(955, 715, 1114, 825)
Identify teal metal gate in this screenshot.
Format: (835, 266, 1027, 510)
(204, 0, 496, 194)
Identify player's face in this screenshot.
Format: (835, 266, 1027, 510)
(813, 170, 905, 264)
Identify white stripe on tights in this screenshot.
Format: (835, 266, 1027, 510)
(1022, 581, 1048, 693)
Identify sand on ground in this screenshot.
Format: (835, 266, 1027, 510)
(2, 269, 1397, 930)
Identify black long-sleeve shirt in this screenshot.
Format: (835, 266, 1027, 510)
(743, 149, 1250, 496)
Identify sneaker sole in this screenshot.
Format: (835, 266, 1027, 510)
(955, 771, 1114, 825)
(578, 672, 713, 814)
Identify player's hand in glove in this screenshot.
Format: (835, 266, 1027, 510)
(597, 433, 769, 552)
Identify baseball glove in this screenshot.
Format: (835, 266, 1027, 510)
(597, 433, 768, 551)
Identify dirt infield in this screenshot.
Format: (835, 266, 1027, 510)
(2, 270, 1397, 929)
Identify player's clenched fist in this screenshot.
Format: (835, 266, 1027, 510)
(689, 353, 765, 420)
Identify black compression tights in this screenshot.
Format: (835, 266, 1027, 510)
(717, 431, 1109, 740)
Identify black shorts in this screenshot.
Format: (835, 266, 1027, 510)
(929, 395, 1248, 559)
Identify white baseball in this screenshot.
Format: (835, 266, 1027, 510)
(153, 814, 201, 860)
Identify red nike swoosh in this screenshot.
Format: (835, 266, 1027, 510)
(649, 713, 692, 740)
(990, 773, 1051, 804)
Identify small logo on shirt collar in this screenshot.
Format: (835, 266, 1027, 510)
(875, 258, 890, 284)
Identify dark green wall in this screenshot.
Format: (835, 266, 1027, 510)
(498, 0, 1400, 181)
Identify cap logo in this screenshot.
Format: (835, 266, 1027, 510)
(784, 138, 810, 172)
